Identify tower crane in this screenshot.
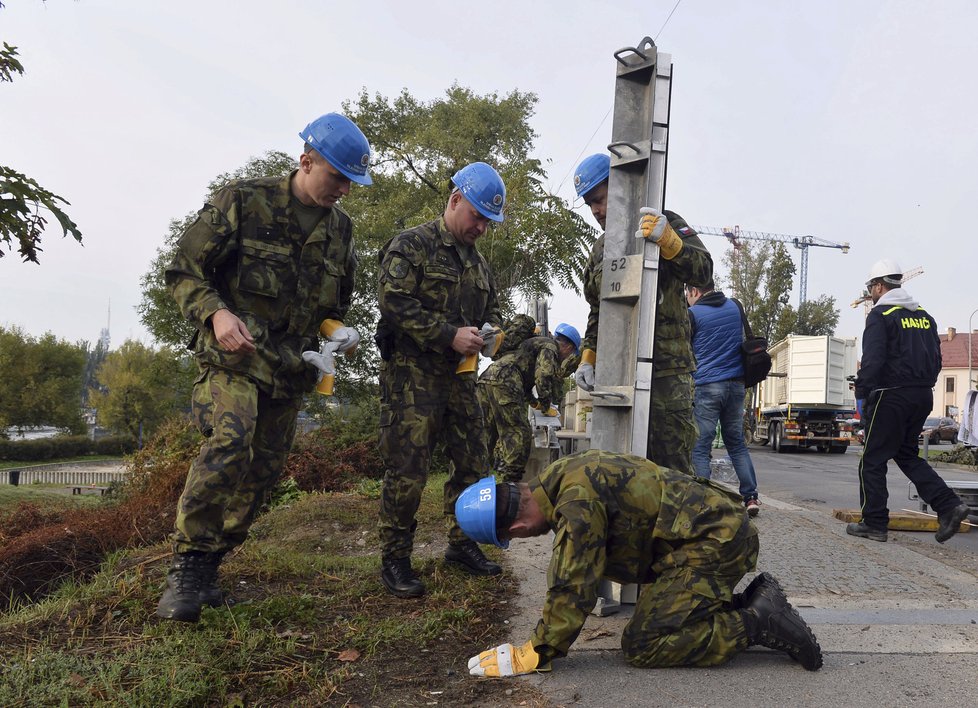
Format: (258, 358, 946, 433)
(694, 225, 850, 306)
(850, 266, 923, 316)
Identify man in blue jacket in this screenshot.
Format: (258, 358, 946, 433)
(686, 279, 760, 516)
(848, 259, 969, 543)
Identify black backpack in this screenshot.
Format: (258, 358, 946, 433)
(731, 299, 772, 388)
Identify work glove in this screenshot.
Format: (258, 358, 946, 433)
(479, 323, 505, 358)
(529, 400, 542, 411)
(319, 319, 360, 355)
(468, 640, 550, 678)
(574, 348, 597, 392)
(636, 207, 683, 260)
(302, 341, 343, 396)
(543, 406, 560, 419)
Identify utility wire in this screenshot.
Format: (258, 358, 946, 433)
(554, 0, 684, 201)
(655, 0, 683, 41)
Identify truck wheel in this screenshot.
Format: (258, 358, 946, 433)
(817, 443, 830, 453)
(772, 423, 785, 453)
(830, 444, 848, 454)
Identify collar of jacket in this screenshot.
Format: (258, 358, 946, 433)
(435, 216, 481, 266)
(696, 291, 728, 307)
(529, 480, 557, 529)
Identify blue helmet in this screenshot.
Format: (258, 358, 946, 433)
(451, 162, 506, 222)
(456, 476, 509, 548)
(299, 113, 373, 185)
(554, 322, 581, 354)
(573, 153, 610, 198)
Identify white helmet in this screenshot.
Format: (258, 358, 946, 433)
(866, 259, 903, 288)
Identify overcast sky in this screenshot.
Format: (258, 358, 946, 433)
(3, 0, 977, 350)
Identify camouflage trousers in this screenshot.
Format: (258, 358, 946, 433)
(477, 379, 530, 483)
(172, 366, 300, 554)
(378, 356, 489, 559)
(622, 521, 758, 667)
(647, 373, 697, 475)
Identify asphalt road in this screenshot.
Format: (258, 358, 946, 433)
(743, 440, 978, 554)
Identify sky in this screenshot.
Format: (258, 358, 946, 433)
(3, 0, 978, 350)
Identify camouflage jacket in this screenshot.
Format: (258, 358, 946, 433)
(528, 449, 752, 662)
(478, 336, 563, 408)
(378, 217, 501, 373)
(166, 172, 356, 399)
(581, 211, 713, 377)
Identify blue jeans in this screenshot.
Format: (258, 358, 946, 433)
(692, 380, 758, 501)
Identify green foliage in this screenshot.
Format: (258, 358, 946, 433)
(1, 41, 25, 83)
(0, 326, 87, 435)
(722, 241, 839, 342)
(343, 84, 593, 309)
(0, 41, 82, 262)
(89, 340, 196, 441)
(138, 86, 593, 405)
(771, 294, 841, 341)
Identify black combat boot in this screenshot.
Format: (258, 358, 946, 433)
(935, 503, 970, 543)
(155, 552, 210, 623)
(381, 556, 426, 598)
(198, 551, 226, 608)
(741, 574, 823, 671)
(444, 539, 502, 576)
(732, 571, 781, 609)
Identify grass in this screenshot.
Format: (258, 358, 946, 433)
(0, 455, 123, 470)
(0, 483, 111, 511)
(0, 472, 547, 707)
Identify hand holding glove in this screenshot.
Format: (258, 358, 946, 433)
(636, 207, 683, 260)
(319, 319, 360, 355)
(302, 341, 343, 396)
(468, 640, 549, 677)
(479, 323, 505, 358)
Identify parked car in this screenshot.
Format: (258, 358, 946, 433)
(919, 416, 959, 445)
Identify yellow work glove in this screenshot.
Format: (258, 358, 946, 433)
(636, 207, 683, 260)
(543, 406, 560, 418)
(529, 401, 542, 411)
(468, 640, 550, 677)
(319, 319, 360, 356)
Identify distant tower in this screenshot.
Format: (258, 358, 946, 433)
(98, 300, 111, 351)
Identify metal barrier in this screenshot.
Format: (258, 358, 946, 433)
(0, 462, 129, 486)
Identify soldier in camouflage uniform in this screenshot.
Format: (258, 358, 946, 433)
(458, 450, 823, 675)
(478, 318, 580, 483)
(156, 113, 372, 623)
(376, 162, 508, 598)
(572, 154, 712, 475)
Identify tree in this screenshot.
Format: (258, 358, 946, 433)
(0, 38, 82, 262)
(139, 85, 594, 403)
(771, 295, 841, 342)
(89, 340, 196, 443)
(0, 326, 87, 436)
(721, 241, 839, 342)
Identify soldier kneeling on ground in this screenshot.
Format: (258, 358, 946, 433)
(458, 449, 823, 675)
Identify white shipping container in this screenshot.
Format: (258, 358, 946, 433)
(760, 335, 858, 409)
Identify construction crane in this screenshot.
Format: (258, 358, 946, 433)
(850, 266, 923, 316)
(694, 225, 850, 306)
